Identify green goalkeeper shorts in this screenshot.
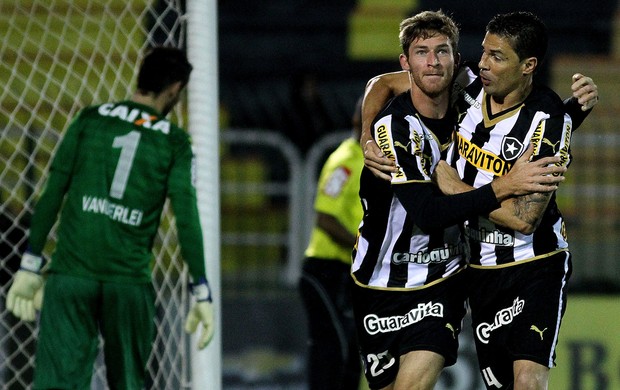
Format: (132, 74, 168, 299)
(33, 273, 156, 389)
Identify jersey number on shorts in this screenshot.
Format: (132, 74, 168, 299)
(482, 366, 502, 388)
(110, 131, 141, 199)
(366, 351, 396, 377)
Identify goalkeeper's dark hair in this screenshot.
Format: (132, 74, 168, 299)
(137, 46, 193, 94)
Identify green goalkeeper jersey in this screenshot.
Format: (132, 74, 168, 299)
(28, 101, 206, 283)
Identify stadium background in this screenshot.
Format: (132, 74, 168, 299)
(1, 0, 619, 389)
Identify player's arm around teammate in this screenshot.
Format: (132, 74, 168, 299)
(360, 72, 598, 182)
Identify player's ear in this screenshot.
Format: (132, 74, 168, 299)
(522, 57, 537, 76)
(399, 53, 410, 71)
(162, 81, 183, 101)
(170, 81, 183, 95)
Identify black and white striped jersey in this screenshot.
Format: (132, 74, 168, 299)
(352, 92, 467, 290)
(448, 68, 572, 267)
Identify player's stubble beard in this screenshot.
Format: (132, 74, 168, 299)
(412, 69, 453, 100)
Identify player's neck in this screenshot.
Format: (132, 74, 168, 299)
(409, 86, 449, 119)
(131, 91, 163, 114)
(490, 81, 533, 113)
(131, 91, 167, 116)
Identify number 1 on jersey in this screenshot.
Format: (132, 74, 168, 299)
(110, 131, 141, 199)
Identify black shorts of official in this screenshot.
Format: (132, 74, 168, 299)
(467, 251, 572, 389)
(299, 257, 361, 390)
(352, 271, 467, 389)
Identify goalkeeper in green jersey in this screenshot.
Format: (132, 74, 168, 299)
(5, 46, 215, 389)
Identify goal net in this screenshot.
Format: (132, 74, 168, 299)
(0, 1, 213, 388)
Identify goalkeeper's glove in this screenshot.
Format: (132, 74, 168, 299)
(6, 252, 46, 322)
(184, 276, 215, 350)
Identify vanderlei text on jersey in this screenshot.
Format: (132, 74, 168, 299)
(82, 195, 144, 226)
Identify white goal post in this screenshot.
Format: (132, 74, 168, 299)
(187, 0, 222, 389)
(0, 0, 220, 389)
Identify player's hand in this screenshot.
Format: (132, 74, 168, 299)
(433, 160, 469, 195)
(363, 139, 398, 181)
(493, 144, 566, 200)
(6, 252, 46, 322)
(7, 271, 44, 322)
(184, 277, 215, 350)
(185, 301, 215, 350)
(571, 73, 599, 111)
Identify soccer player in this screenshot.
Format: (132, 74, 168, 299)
(351, 11, 568, 390)
(445, 12, 580, 389)
(5, 47, 215, 389)
(299, 97, 364, 390)
(360, 11, 599, 390)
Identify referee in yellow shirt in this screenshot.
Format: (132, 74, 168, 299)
(299, 98, 364, 390)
